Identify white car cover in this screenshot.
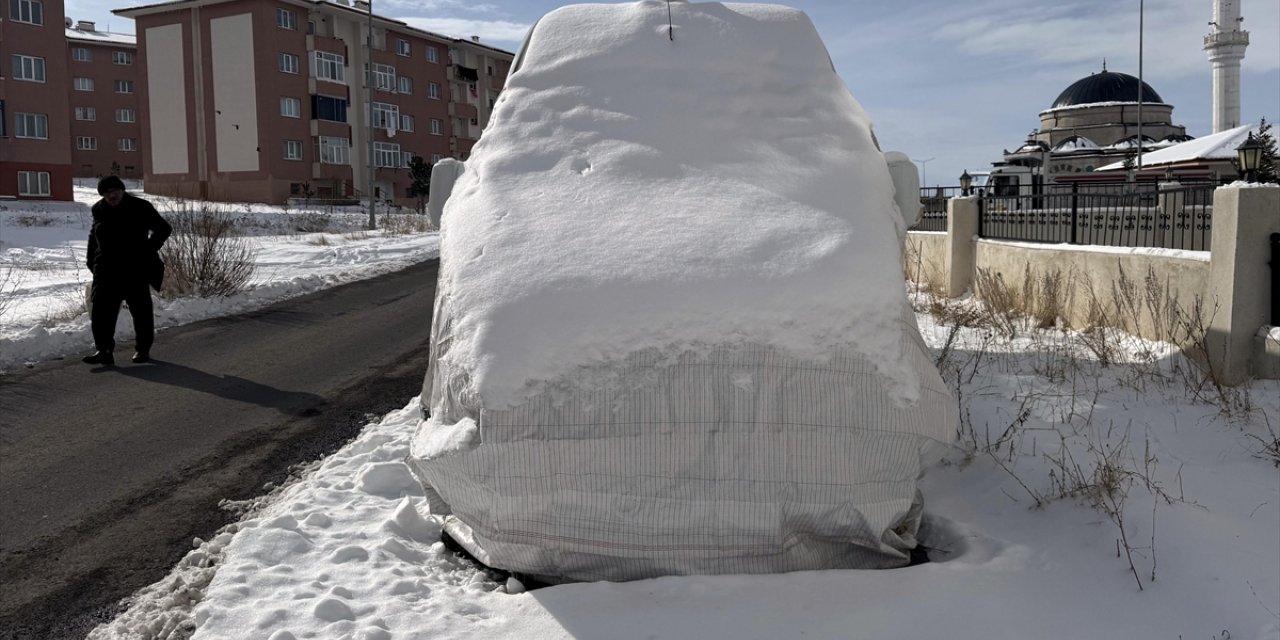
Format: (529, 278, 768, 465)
(407, 0, 955, 583)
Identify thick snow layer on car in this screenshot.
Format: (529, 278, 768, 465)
(436, 0, 916, 409)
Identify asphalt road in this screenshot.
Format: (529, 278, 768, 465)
(0, 258, 440, 639)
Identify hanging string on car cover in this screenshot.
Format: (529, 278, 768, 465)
(667, 0, 674, 41)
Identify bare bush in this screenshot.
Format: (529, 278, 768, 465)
(380, 211, 432, 235)
(160, 205, 257, 299)
(293, 211, 333, 233)
(0, 265, 23, 322)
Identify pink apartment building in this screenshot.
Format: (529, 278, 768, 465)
(115, 0, 513, 206)
(66, 19, 143, 179)
(1, 0, 73, 200)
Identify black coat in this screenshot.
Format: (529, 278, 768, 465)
(87, 193, 172, 289)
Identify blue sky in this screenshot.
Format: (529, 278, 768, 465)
(77, 0, 1280, 186)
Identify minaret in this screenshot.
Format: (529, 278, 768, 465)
(1204, 0, 1249, 133)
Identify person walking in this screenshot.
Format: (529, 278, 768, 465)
(82, 176, 172, 366)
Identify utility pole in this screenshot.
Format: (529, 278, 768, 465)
(366, 0, 377, 230)
(1136, 0, 1144, 180)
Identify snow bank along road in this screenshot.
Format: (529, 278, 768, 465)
(0, 259, 440, 640)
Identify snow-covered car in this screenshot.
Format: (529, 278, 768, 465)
(407, 0, 955, 584)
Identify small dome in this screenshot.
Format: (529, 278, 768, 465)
(1051, 71, 1164, 109)
(1013, 140, 1049, 154)
(1162, 134, 1195, 143)
(1107, 134, 1157, 151)
(1053, 135, 1099, 152)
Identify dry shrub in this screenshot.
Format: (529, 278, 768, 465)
(379, 211, 432, 235)
(904, 238, 946, 297)
(160, 204, 257, 299)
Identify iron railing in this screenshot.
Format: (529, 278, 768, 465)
(978, 184, 1214, 251)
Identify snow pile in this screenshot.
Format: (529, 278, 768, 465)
(436, 0, 912, 408)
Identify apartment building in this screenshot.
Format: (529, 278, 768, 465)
(1, 0, 73, 200)
(115, 0, 513, 206)
(66, 19, 143, 179)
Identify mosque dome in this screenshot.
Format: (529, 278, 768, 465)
(1050, 70, 1164, 109)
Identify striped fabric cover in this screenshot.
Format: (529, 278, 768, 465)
(407, 308, 956, 583)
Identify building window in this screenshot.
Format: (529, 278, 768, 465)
(427, 82, 441, 100)
(116, 108, 136, 123)
(72, 47, 92, 62)
(430, 153, 442, 163)
(276, 8, 296, 30)
(11, 54, 45, 82)
(280, 96, 301, 118)
(9, 0, 43, 25)
(75, 106, 96, 121)
(113, 51, 133, 65)
(114, 79, 134, 93)
(313, 51, 345, 83)
(118, 138, 138, 151)
(73, 77, 94, 91)
(283, 139, 303, 160)
(396, 75, 411, 94)
(429, 118, 442, 136)
(373, 141, 400, 168)
(396, 39, 410, 56)
(318, 136, 349, 165)
(400, 151, 414, 168)
(17, 171, 51, 196)
(425, 46, 439, 63)
(312, 95, 348, 122)
(398, 114, 414, 132)
(370, 101, 399, 129)
(14, 112, 48, 139)
(368, 63, 395, 92)
(279, 53, 300, 74)
(76, 136, 97, 150)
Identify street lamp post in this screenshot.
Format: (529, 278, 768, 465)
(366, 0, 377, 230)
(913, 157, 935, 188)
(1236, 133, 1263, 182)
(959, 170, 973, 197)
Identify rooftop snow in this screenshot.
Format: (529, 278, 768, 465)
(1096, 123, 1258, 170)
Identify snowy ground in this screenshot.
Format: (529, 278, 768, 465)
(90, 310, 1280, 638)
(0, 180, 440, 372)
(4, 185, 1278, 640)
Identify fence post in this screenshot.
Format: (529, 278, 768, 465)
(945, 196, 980, 297)
(1157, 181, 1183, 249)
(1070, 182, 1079, 244)
(1272, 232, 1280, 326)
(1205, 184, 1280, 383)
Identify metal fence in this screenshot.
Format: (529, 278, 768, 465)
(915, 186, 964, 232)
(910, 184, 1216, 251)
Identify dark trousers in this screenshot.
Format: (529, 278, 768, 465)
(90, 279, 154, 353)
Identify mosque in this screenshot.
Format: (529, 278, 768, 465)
(986, 0, 1253, 187)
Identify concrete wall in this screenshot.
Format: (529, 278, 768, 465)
(973, 240, 1211, 339)
(903, 231, 947, 292)
(905, 184, 1280, 382)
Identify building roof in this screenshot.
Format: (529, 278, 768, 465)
(113, 0, 513, 55)
(1049, 70, 1164, 110)
(1095, 123, 1258, 170)
(66, 24, 136, 45)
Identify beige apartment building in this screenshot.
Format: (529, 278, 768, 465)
(115, 0, 513, 206)
(66, 19, 143, 179)
(1, 0, 74, 200)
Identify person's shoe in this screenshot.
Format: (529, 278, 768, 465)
(82, 351, 114, 366)
(131, 351, 151, 364)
